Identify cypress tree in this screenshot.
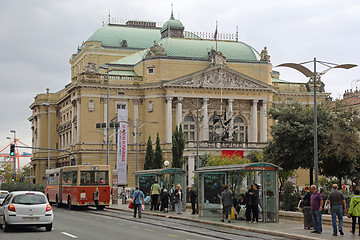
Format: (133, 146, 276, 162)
(144, 136, 154, 170)
(172, 126, 179, 168)
(153, 133, 163, 169)
(177, 124, 185, 168)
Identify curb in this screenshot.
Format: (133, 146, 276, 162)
(108, 207, 320, 240)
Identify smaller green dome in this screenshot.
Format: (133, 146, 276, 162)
(161, 13, 184, 33)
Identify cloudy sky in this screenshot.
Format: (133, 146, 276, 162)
(0, 0, 359, 153)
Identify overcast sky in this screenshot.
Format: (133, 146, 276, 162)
(0, 0, 359, 153)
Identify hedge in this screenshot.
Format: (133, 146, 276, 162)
(0, 183, 45, 192)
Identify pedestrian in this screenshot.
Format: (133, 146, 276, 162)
(170, 184, 175, 211)
(133, 186, 145, 218)
(236, 194, 246, 220)
(302, 186, 313, 230)
(348, 189, 360, 235)
(189, 187, 197, 214)
(174, 184, 183, 214)
(93, 187, 100, 210)
(245, 184, 259, 223)
(121, 186, 127, 204)
(220, 185, 233, 223)
(326, 184, 346, 236)
(160, 188, 170, 213)
(310, 185, 323, 234)
(150, 182, 160, 210)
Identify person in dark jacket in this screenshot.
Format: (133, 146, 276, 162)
(160, 188, 170, 213)
(220, 185, 233, 223)
(246, 184, 259, 222)
(302, 186, 313, 230)
(189, 187, 197, 214)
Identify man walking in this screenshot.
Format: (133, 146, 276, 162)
(220, 185, 233, 223)
(93, 187, 100, 211)
(310, 185, 323, 234)
(150, 182, 160, 210)
(327, 184, 346, 236)
(133, 186, 144, 218)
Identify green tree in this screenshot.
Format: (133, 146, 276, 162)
(0, 161, 14, 183)
(172, 125, 185, 168)
(153, 133, 163, 169)
(144, 136, 154, 170)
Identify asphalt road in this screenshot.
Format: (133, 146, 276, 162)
(0, 207, 286, 240)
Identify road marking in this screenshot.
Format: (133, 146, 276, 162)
(132, 226, 139, 229)
(143, 229, 153, 232)
(167, 234, 178, 237)
(61, 232, 78, 238)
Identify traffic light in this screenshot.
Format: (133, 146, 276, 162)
(10, 144, 15, 156)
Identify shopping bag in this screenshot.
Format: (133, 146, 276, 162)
(141, 204, 145, 211)
(230, 208, 236, 220)
(128, 201, 134, 209)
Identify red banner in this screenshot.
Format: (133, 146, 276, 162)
(222, 150, 244, 158)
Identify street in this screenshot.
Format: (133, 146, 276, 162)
(0, 207, 285, 240)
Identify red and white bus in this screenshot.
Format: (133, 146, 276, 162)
(45, 165, 111, 210)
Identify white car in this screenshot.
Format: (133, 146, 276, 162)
(0, 191, 9, 205)
(0, 191, 54, 232)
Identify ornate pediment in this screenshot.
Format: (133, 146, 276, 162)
(164, 66, 272, 90)
(145, 41, 166, 58)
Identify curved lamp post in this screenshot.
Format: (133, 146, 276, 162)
(277, 58, 357, 188)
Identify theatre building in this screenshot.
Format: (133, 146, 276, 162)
(29, 12, 327, 186)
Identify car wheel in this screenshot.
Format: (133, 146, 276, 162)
(3, 217, 11, 232)
(45, 223, 52, 232)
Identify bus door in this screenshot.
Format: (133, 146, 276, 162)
(59, 168, 63, 204)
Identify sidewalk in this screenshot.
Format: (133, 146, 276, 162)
(109, 202, 357, 240)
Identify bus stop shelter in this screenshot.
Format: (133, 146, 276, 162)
(134, 168, 186, 209)
(194, 162, 281, 223)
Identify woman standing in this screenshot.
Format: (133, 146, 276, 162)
(175, 184, 183, 214)
(302, 186, 313, 230)
(348, 189, 360, 235)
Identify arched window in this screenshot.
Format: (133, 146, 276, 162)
(183, 115, 195, 141)
(233, 116, 245, 142)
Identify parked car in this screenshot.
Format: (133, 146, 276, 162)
(0, 191, 53, 232)
(0, 191, 9, 205)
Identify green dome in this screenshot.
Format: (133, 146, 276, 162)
(156, 38, 261, 62)
(88, 25, 161, 49)
(161, 14, 184, 33)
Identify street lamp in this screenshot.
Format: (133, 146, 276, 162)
(10, 130, 16, 177)
(99, 64, 110, 166)
(277, 58, 357, 188)
(42, 103, 50, 169)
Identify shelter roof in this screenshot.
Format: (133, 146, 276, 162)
(194, 162, 282, 173)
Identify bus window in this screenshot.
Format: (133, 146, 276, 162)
(71, 171, 78, 185)
(80, 171, 109, 185)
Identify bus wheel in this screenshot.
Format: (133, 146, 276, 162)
(68, 197, 73, 210)
(47, 194, 50, 203)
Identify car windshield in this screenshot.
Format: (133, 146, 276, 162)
(0, 193, 8, 198)
(12, 194, 47, 205)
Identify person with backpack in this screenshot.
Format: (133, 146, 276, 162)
(133, 186, 145, 218)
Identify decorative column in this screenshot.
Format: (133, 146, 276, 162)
(76, 99, 81, 144)
(36, 115, 41, 149)
(71, 102, 75, 145)
(251, 100, 258, 142)
(133, 99, 139, 145)
(260, 100, 268, 142)
(103, 98, 107, 144)
(188, 156, 195, 186)
(176, 97, 183, 127)
(228, 99, 234, 140)
(166, 97, 173, 143)
(202, 98, 209, 141)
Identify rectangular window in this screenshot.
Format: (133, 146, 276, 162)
(117, 104, 126, 110)
(80, 171, 109, 186)
(147, 67, 154, 74)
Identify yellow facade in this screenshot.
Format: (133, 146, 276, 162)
(29, 17, 328, 186)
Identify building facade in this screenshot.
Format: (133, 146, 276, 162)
(29, 13, 328, 186)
